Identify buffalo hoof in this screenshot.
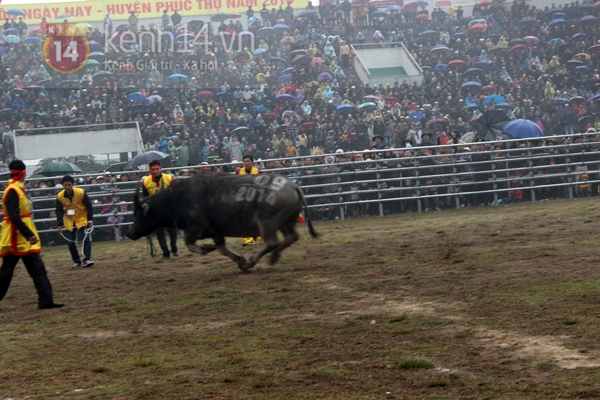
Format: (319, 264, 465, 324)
(239, 263, 255, 272)
(269, 252, 280, 266)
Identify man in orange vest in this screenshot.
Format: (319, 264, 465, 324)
(142, 160, 179, 259)
(0, 160, 63, 310)
(236, 155, 262, 246)
(56, 175, 94, 268)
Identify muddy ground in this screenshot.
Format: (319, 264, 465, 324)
(2, 199, 600, 399)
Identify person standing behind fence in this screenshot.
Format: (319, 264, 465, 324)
(56, 175, 94, 268)
(142, 160, 179, 259)
(0, 160, 63, 310)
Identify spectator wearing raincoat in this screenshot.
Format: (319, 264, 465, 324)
(301, 100, 312, 116)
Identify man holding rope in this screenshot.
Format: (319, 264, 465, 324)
(142, 160, 179, 259)
(56, 175, 95, 268)
(0, 160, 63, 309)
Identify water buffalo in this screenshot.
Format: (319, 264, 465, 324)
(127, 173, 318, 271)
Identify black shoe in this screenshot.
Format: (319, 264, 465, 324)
(161, 255, 170, 260)
(38, 302, 64, 310)
(172, 251, 179, 257)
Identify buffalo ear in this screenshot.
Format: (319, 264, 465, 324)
(142, 202, 150, 215)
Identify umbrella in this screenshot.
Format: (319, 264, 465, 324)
(448, 60, 467, 69)
(4, 35, 20, 43)
(575, 65, 591, 73)
(482, 94, 505, 105)
(430, 45, 450, 52)
(0, 108, 13, 116)
(579, 15, 598, 23)
(310, 57, 325, 67)
(464, 68, 483, 76)
(126, 151, 170, 169)
(176, 33, 195, 42)
(547, 38, 564, 46)
(115, 24, 129, 32)
(479, 0, 492, 5)
(509, 38, 525, 46)
(568, 33, 587, 42)
(85, 59, 100, 66)
(231, 126, 250, 135)
(252, 105, 269, 113)
(273, 24, 290, 30)
(570, 96, 586, 104)
(482, 85, 495, 93)
(471, 110, 510, 141)
(147, 94, 163, 103)
(56, 14, 72, 20)
(275, 94, 297, 102)
(37, 162, 83, 177)
(490, 45, 507, 52)
(291, 49, 307, 56)
(317, 72, 333, 81)
(336, 104, 353, 113)
(519, 17, 537, 24)
(510, 44, 528, 53)
(503, 119, 544, 139)
(579, 3, 594, 9)
(252, 48, 267, 56)
(552, 97, 569, 105)
(451, 32, 466, 40)
(257, 27, 275, 36)
(495, 103, 513, 110)
(7, 8, 26, 16)
(105, 162, 129, 173)
(566, 59, 584, 66)
(363, 95, 379, 101)
(523, 36, 540, 44)
(415, 14, 429, 20)
(214, 92, 234, 101)
(372, 10, 388, 17)
(233, 53, 250, 62)
(461, 81, 482, 90)
(358, 102, 377, 110)
(596, 0, 600, 7)
(588, 94, 600, 103)
(168, 74, 189, 83)
(23, 37, 41, 45)
(3, 28, 18, 35)
(299, 9, 318, 17)
(416, 1, 429, 6)
(280, 36, 295, 44)
(92, 71, 113, 80)
(548, 18, 566, 26)
(196, 91, 214, 99)
(127, 92, 146, 102)
(89, 51, 105, 58)
(292, 55, 311, 65)
(280, 67, 297, 75)
(476, 60, 492, 69)
(298, 122, 318, 131)
(421, 30, 438, 36)
(433, 63, 448, 72)
(468, 23, 488, 32)
(428, 118, 444, 125)
(211, 12, 229, 22)
(228, 13, 242, 18)
(587, 44, 600, 52)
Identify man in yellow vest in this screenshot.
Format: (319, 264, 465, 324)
(0, 160, 63, 310)
(56, 175, 94, 268)
(236, 155, 262, 246)
(142, 160, 179, 259)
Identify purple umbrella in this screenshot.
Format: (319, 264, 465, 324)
(280, 67, 297, 75)
(579, 15, 598, 23)
(317, 72, 333, 81)
(588, 94, 600, 103)
(428, 118, 445, 125)
(275, 93, 297, 101)
(147, 94, 163, 103)
(152, 121, 168, 128)
(363, 95, 379, 101)
(282, 110, 296, 119)
(568, 33, 587, 42)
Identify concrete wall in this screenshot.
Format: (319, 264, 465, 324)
(351, 43, 423, 86)
(15, 127, 143, 160)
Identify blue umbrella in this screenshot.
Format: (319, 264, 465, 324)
(519, 17, 537, 23)
(416, 1, 428, 6)
(7, 8, 26, 16)
(451, 32, 465, 40)
(503, 119, 544, 139)
(280, 67, 296, 75)
(168, 74, 189, 83)
(336, 104, 354, 113)
(547, 38, 564, 46)
(552, 12, 566, 18)
(3, 28, 18, 35)
(0, 108, 13, 116)
(127, 92, 146, 102)
(214, 91, 233, 101)
(277, 75, 294, 86)
(433, 64, 448, 72)
(4, 35, 20, 43)
(548, 18, 566, 26)
(476, 60, 492, 69)
(552, 97, 569, 105)
(23, 37, 41, 45)
(371, 10, 388, 17)
(273, 24, 290, 30)
(495, 103, 513, 110)
(461, 81, 482, 89)
(575, 65, 591, 73)
(252, 48, 266, 55)
(468, 18, 486, 27)
(252, 105, 269, 113)
(482, 95, 505, 105)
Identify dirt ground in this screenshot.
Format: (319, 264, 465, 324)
(2, 199, 600, 399)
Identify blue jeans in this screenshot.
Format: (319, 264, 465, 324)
(63, 228, 92, 264)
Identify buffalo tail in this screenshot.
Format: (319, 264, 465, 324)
(296, 185, 319, 238)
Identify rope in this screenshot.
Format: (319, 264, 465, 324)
(59, 226, 94, 257)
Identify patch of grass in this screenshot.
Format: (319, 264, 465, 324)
(308, 366, 334, 378)
(396, 358, 435, 370)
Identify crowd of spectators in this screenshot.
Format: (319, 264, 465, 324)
(0, 0, 600, 214)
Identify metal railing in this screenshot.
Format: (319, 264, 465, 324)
(5, 132, 600, 246)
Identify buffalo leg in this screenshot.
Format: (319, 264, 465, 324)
(184, 230, 216, 255)
(270, 217, 300, 265)
(213, 236, 247, 271)
(244, 228, 280, 270)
